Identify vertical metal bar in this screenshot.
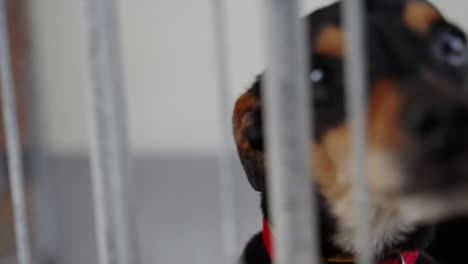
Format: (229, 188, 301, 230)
(0, 0, 32, 264)
(342, 1, 372, 264)
(83, 0, 139, 264)
(25, 5, 62, 261)
(27, 58, 61, 263)
(209, 0, 238, 263)
(263, 0, 319, 264)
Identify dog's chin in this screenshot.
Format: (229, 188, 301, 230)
(399, 187, 468, 224)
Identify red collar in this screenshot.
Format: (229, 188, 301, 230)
(262, 218, 275, 259)
(262, 218, 420, 264)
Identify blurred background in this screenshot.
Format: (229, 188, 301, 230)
(0, 0, 467, 263)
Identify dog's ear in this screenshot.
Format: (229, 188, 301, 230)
(232, 77, 266, 192)
(366, 0, 384, 9)
(366, 0, 403, 9)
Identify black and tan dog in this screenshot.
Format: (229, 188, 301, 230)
(233, 0, 468, 263)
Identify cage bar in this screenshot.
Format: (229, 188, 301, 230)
(263, 0, 319, 264)
(342, 1, 373, 264)
(83, 0, 138, 264)
(209, 0, 239, 263)
(0, 0, 32, 263)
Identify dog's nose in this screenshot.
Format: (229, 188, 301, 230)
(405, 98, 468, 155)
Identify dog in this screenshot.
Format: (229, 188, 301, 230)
(232, 0, 468, 263)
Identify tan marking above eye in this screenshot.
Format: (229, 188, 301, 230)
(403, 1, 442, 34)
(314, 25, 344, 58)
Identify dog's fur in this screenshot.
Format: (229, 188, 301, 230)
(232, 0, 468, 263)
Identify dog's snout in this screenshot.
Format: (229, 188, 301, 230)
(405, 98, 468, 155)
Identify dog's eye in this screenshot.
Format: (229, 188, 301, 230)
(310, 68, 325, 84)
(310, 68, 329, 101)
(435, 30, 468, 67)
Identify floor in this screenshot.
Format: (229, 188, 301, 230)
(41, 155, 261, 264)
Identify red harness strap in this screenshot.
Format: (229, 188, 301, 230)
(378, 249, 420, 264)
(263, 218, 275, 258)
(262, 218, 420, 264)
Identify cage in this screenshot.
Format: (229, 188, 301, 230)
(0, 0, 468, 264)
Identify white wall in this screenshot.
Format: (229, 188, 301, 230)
(26, 0, 468, 155)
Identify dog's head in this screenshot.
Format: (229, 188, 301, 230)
(233, 0, 468, 255)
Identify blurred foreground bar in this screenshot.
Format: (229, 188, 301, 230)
(0, 0, 32, 263)
(210, 0, 238, 263)
(342, 1, 372, 264)
(263, 0, 319, 263)
(83, 0, 138, 264)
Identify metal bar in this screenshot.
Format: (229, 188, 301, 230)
(25, 5, 62, 260)
(209, 0, 239, 263)
(83, 0, 139, 264)
(342, 1, 373, 264)
(0, 0, 32, 263)
(263, 0, 319, 264)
